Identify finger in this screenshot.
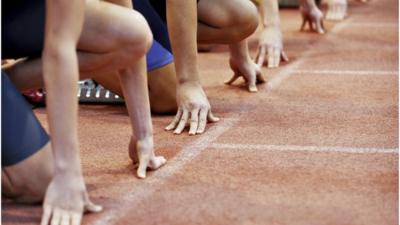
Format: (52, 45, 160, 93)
(83, 193, 103, 213)
(41, 204, 52, 225)
(71, 212, 82, 225)
(308, 19, 314, 31)
(165, 108, 183, 131)
(207, 111, 220, 123)
(300, 16, 307, 31)
(60, 213, 70, 225)
(256, 46, 266, 67)
(281, 51, 289, 62)
(225, 73, 240, 85)
(50, 208, 62, 225)
(137, 156, 149, 179)
(149, 156, 167, 170)
(196, 108, 208, 134)
(256, 73, 266, 83)
(316, 18, 325, 34)
(273, 48, 281, 67)
(188, 109, 200, 135)
(267, 47, 274, 68)
(174, 110, 189, 134)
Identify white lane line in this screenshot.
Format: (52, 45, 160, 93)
(92, 118, 238, 225)
(346, 22, 398, 28)
(266, 19, 352, 92)
(293, 70, 399, 76)
(211, 143, 399, 154)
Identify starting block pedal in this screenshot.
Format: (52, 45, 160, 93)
(78, 80, 124, 104)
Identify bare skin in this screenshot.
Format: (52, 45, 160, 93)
(164, 0, 260, 135)
(299, 0, 326, 33)
(2, 143, 53, 204)
(3, 0, 165, 224)
(326, 0, 347, 21)
(94, 63, 178, 114)
(255, 0, 289, 68)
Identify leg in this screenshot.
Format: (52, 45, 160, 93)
(2, 143, 53, 203)
(95, 62, 177, 114)
(197, 0, 259, 44)
(5, 1, 152, 91)
(2, 73, 53, 203)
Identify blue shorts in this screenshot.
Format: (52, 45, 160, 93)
(1, 72, 50, 167)
(134, 0, 174, 71)
(2, 0, 173, 71)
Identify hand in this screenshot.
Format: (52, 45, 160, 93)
(40, 172, 102, 225)
(300, 6, 325, 34)
(165, 81, 219, 135)
(255, 25, 289, 68)
(326, 0, 347, 21)
(129, 136, 167, 179)
(225, 57, 266, 93)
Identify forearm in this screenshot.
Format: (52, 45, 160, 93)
(44, 0, 84, 174)
(43, 47, 81, 173)
(262, 0, 281, 27)
(118, 57, 153, 141)
(167, 0, 200, 84)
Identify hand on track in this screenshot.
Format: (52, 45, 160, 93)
(41, 173, 102, 225)
(255, 25, 289, 68)
(165, 81, 219, 135)
(129, 137, 167, 179)
(226, 57, 266, 93)
(300, 6, 326, 34)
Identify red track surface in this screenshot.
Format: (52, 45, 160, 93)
(2, 1, 399, 224)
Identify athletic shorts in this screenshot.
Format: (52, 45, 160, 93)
(1, 72, 50, 167)
(134, 0, 174, 70)
(2, 0, 173, 71)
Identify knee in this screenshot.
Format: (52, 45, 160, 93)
(228, 1, 259, 41)
(115, 11, 153, 67)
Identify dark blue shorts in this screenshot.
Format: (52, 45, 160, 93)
(1, 72, 50, 167)
(134, 0, 174, 70)
(2, 0, 174, 71)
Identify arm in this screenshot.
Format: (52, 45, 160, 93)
(41, 0, 101, 225)
(165, 0, 219, 135)
(255, 0, 289, 68)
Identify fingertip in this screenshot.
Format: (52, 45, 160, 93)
(249, 86, 258, 93)
(137, 170, 146, 179)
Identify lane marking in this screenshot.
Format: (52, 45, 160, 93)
(346, 22, 398, 28)
(266, 19, 352, 92)
(211, 143, 398, 154)
(92, 118, 238, 225)
(293, 70, 399, 76)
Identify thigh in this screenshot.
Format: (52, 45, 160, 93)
(197, 0, 257, 27)
(1, 72, 49, 167)
(2, 143, 53, 203)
